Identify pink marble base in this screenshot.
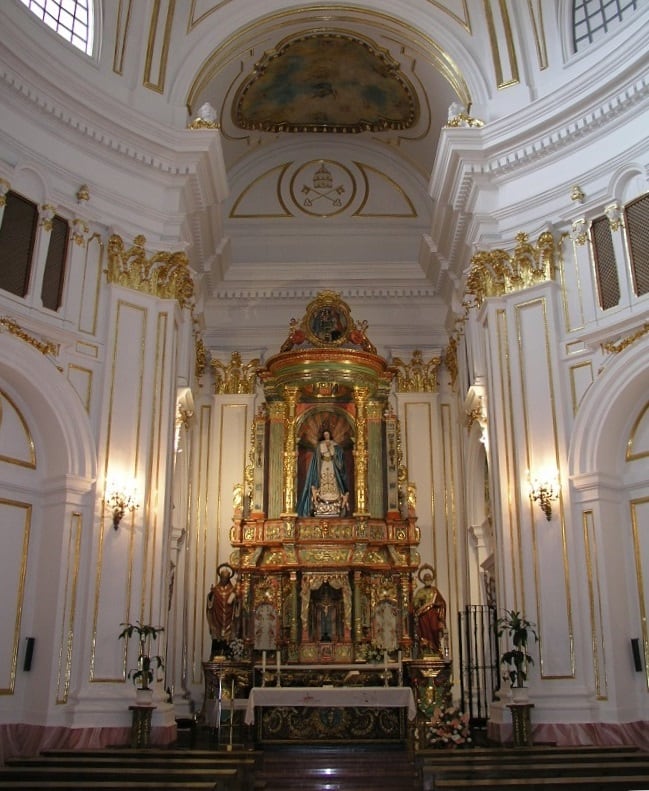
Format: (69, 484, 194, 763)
(0, 723, 176, 764)
(488, 719, 649, 750)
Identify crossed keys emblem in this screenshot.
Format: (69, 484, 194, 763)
(301, 182, 345, 207)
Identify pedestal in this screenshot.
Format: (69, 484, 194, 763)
(405, 658, 452, 750)
(507, 703, 534, 747)
(129, 705, 156, 748)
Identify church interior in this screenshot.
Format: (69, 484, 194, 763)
(1, 0, 649, 777)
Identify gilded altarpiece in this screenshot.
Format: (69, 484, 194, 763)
(213, 293, 451, 743)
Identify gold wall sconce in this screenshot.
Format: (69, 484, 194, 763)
(528, 470, 560, 521)
(105, 479, 140, 529)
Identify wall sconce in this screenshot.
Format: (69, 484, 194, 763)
(105, 480, 140, 529)
(528, 470, 560, 521)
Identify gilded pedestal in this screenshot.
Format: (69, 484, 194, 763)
(129, 705, 155, 748)
(508, 703, 534, 747)
(406, 658, 453, 750)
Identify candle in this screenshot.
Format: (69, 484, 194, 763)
(261, 650, 266, 686)
(276, 649, 281, 687)
(383, 650, 388, 669)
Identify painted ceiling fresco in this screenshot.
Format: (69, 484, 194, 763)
(234, 32, 418, 133)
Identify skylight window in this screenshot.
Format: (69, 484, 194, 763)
(19, 0, 94, 56)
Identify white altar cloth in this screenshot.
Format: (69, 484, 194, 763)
(245, 686, 416, 725)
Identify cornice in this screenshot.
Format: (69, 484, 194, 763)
(210, 285, 439, 301)
(0, 57, 222, 181)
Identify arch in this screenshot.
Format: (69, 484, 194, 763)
(171, 2, 483, 110)
(569, 335, 649, 482)
(0, 331, 96, 482)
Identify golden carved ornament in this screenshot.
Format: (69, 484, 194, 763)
(72, 219, 89, 246)
(0, 178, 10, 206)
(602, 322, 649, 355)
(464, 231, 556, 308)
(40, 204, 55, 232)
(106, 234, 194, 308)
(391, 349, 440, 392)
(443, 336, 458, 389)
(195, 336, 208, 380)
(570, 185, 585, 203)
(605, 202, 624, 233)
(465, 405, 484, 430)
(211, 351, 260, 394)
(570, 219, 588, 246)
(0, 317, 58, 356)
(188, 117, 220, 130)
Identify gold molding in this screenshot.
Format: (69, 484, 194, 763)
(0, 317, 58, 357)
(602, 322, 649, 355)
(106, 234, 194, 308)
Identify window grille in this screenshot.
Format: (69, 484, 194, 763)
(0, 191, 38, 298)
(42, 213, 69, 310)
(18, 0, 94, 55)
(625, 193, 649, 297)
(573, 0, 640, 52)
(591, 215, 620, 310)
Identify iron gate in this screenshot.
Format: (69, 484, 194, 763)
(457, 604, 500, 730)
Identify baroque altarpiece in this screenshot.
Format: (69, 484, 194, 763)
(232, 291, 419, 662)
(207, 292, 451, 743)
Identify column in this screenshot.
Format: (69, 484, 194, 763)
(353, 386, 370, 516)
(282, 385, 299, 516)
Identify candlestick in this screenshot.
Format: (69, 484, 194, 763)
(276, 649, 281, 687)
(261, 650, 266, 687)
(228, 678, 234, 751)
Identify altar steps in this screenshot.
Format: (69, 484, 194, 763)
(418, 744, 649, 791)
(254, 745, 419, 790)
(0, 747, 263, 791)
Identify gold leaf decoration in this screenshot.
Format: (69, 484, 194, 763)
(106, 234, 194, 308)
(464, 231, 556, 309)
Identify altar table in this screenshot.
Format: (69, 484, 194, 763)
(245, 686, 416, 743)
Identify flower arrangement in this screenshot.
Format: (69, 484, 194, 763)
(228, 637, 245, 660)
(365, 643, 385, 663)
(210, 637, 246, 661)
(423, 704, 471, 748)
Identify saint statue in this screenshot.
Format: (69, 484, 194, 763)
(413, 564, 447, 657)
(206, 563, 239, 657)
(297, 426, 350, 517)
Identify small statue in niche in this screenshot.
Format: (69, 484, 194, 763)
(297, 424, 350, 518)
(413, 564, 447, 657)
(310, 583, 342, 642)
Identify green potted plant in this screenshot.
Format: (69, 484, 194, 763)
(118, 621, 165, 703)
(497, 609, 538, 702)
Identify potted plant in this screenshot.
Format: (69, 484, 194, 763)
(497, 609, 538, 702)
(118, 621, 165, 703)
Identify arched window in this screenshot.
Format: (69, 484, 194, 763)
(18, 0, 94, 56)
(572, 0, 640, 52)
